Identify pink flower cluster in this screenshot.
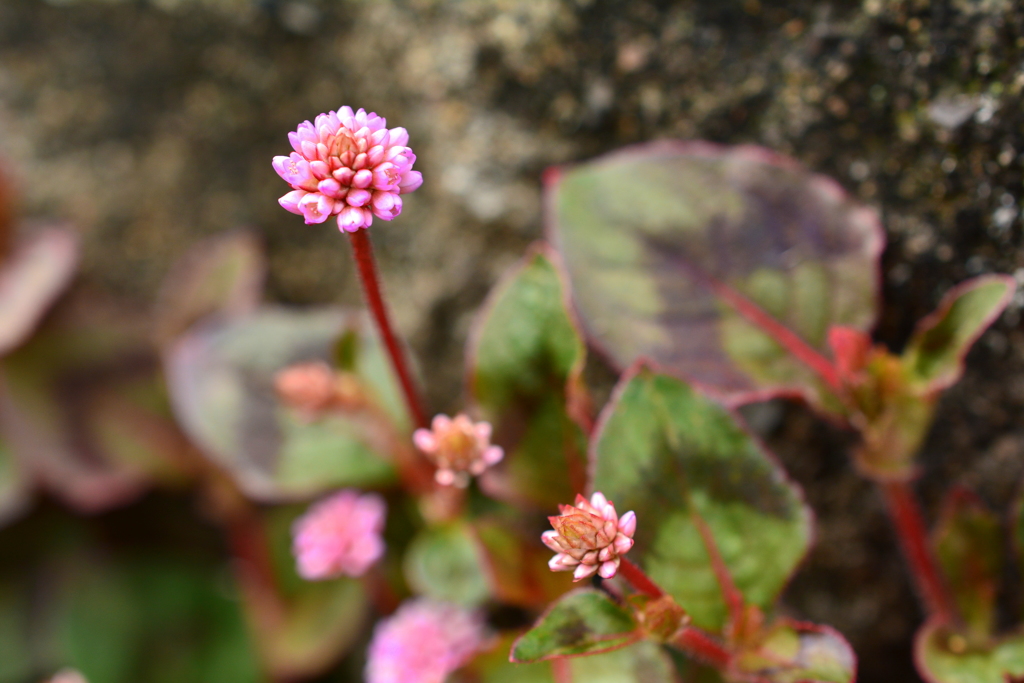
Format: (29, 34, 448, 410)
(273, 107, 422, 232)
(413, 413, 504, 487)
(543, 492, 636, 581)
(291, 489, 386, 580)
(366, 599, 485, 683)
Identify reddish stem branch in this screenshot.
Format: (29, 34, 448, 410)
(618, 558, 664, 599)
(673, 627, 731, 670)
(691, 512, 745, 628)
(880, 480, 957, 624)
(348, 229, 428, 429)
(551, 657, 573, 683)
(706, 277, 843, 393)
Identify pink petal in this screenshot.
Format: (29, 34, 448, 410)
(573, 563, 599, 581)
(347, 188, 372, 208)
(399, 170, 423, 194)
(279, 190, 307, 214)
(619, 511, 636, 537)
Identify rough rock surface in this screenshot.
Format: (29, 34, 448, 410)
(2, 0, 1024, 680)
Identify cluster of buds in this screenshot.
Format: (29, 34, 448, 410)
(365, 599, 486, 683)
(543, 492, 636, 581)
(273, 107, 422, 232)
(291, 489, 387, 580)
(413, 413, 504, 487)
(274, 361, 363, 416)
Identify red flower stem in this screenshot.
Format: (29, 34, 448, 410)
(551, 657, 573, 683)
(880, 479, 957, 624)
(619, 557, 664, 599)
(673, 627, 731, 669)
(347, 229, 428, 429)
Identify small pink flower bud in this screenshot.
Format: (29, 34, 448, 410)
(292, 489, 387, 580)
(542, 492, 636, 582)
(273, 107, 421, 232)
(366, 599, 486, 683)
(413, 413, 504, 488)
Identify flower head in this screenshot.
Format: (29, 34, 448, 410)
(366, 599, 485, 683)
(413, 413, 504, 487)
(542, 492, 636, 581)
(292, 489, 386, 580)
(274, 361, 364, 415)
(273, 107, 422, 232)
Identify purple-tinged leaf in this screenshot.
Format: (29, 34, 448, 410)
(154, 230, 265, 347)
(0, 227, 78, 357)
(0, 313, 187, 514)
(468, 244, 588, 508)
(590, 365, 812, 631)
(915, 620, 1024, 683)
(510, 589, 640, 662)
(932, 488, 1001, 641)
(730, 619, 856, 683)
(546, 141, 883, 410)
(902, 275, 1015, 394)
(166, 307, 405, 501)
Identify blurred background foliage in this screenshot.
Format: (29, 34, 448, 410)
(1, 0, 1024, 681)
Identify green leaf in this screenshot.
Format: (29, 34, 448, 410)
(591, 366, 812, 631)
(903, 275, 1014, 393)
(916, 621, 1024, 683)
(568, 641, 677, 683)
(166, 307, 404, 500)
(404, 521, 491, 607)
(510, 589, 639, 662)
(933, 489, 1002, 641)
(0, 228, 79, 357)
(731, 619, 856, 683)
(462, 634, 557, 683)
(547, 142, 882, 410)
(468, 244, 588, 508)
(154, 230, 265, 347)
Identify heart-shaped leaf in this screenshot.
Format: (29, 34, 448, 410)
(902, 275, 1014, 394)
(154, 230, 265, 347)
(730, 619, 856, 683)
(547, 142, 883, 410)
(404, 521, 491, 607)
(510, 589, 640, 662)
(0, 227, 79, 357)
(468, 244, 588, 508)
(590, 365, 812, 631)
(166, 307, 405, 501)
(915, 620, 1024, 683)
(932, 489, 1001, 640)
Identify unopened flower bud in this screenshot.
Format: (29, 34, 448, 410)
(542, 492, 636, 581)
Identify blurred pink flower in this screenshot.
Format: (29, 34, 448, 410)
(542, 491, 636, 581)
(273, 107, 422, 232)
(292, 489, 386, 580)
(366, 599, 485, 683)
(413, 413, 503, 487)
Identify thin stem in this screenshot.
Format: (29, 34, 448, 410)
(348, 229, 428, 429)
(880, 480, 957, 624)
(551, 657, 573, 683)
(673, 627, 731, 670)
(619, 558, 664, 599)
